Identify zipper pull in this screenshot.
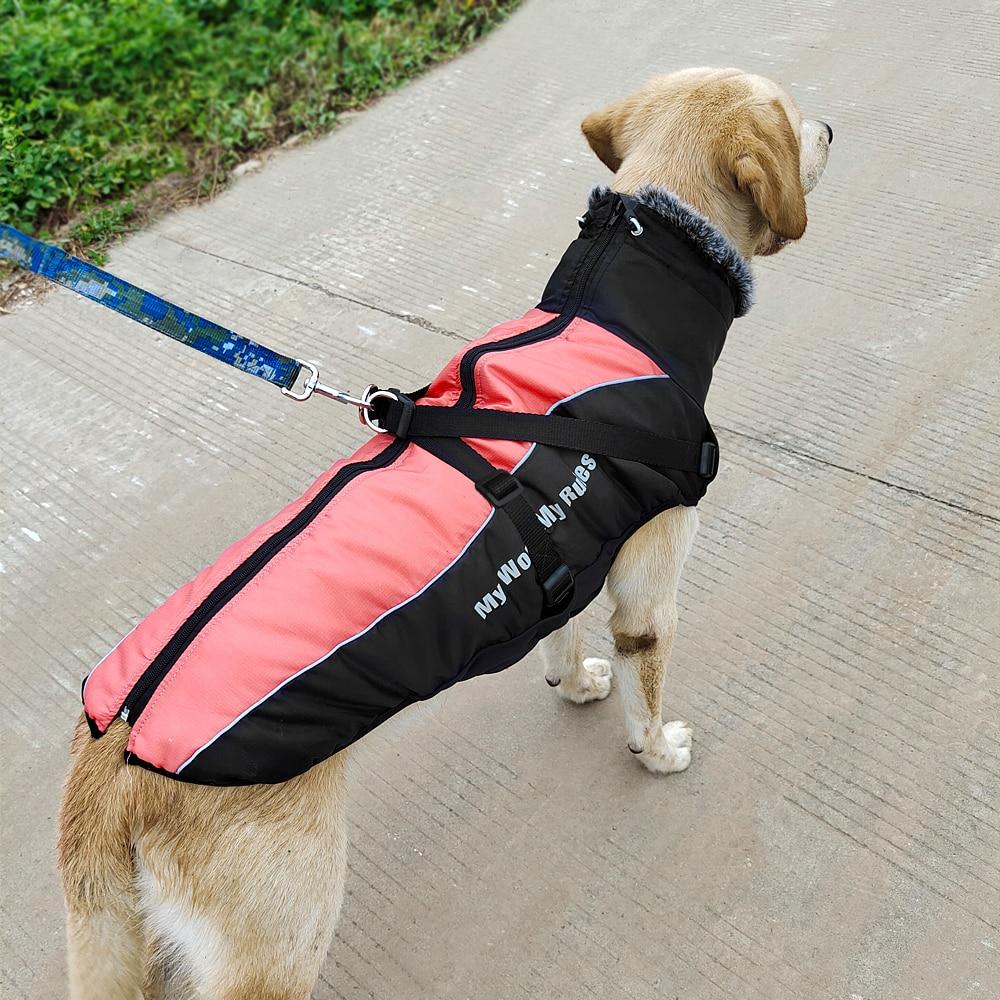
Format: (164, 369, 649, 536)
(120, 706, 130, 722)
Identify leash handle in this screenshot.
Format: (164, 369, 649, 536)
(0, 223, 353, 402)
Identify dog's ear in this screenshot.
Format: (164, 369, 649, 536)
(729, 100, 807, 241)
(581, 100, 631, 173)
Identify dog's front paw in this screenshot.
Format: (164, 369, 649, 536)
(633, 720, 692, 774)
(551, 657, 612, 704)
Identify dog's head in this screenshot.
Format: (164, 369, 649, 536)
(581, 68, 832, 258)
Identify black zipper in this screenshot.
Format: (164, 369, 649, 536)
(456, 202, 625, 408)
(118, 437, 409, 725)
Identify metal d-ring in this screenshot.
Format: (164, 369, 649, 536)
(360, 386, 400, 433)
(628, 216, 643, 236)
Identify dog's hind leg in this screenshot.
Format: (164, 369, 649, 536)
(137, 753, 349, 1000)
(65, 902, 145, 1000)
(540, 618, 612, 703)
(59, 719, 148, 1000)
(606, 506, 698, 773)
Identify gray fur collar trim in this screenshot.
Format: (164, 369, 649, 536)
(589, 184, 754, 317)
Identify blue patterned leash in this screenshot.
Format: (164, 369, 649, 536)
(0, 223, 370, 407)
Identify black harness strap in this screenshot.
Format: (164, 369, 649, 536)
(377, 388, 718, 613)
(373, 393, 719, 478)
(414, 435, 574, 611)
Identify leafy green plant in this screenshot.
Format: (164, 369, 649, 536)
(0, 0, 515, 249)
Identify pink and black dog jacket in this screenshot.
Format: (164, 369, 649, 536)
(82, 187, 753, 785)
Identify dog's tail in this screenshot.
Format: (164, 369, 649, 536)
(58, 715, 149, 1000)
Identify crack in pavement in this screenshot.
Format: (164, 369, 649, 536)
(160, 236, 999, 527)
(159, 236, 470, 343)
(720, 425, 1000, 525)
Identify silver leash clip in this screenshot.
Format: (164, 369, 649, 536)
(281, 360, 373, 410)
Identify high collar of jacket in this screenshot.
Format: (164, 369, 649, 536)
(588, 184, 754, 318)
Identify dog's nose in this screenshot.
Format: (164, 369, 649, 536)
(821, 120, 834, 144)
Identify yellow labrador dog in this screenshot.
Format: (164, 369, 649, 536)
(59, 67, 831, 999)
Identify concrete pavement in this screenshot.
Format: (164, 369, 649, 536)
(2, 0, 998, 997)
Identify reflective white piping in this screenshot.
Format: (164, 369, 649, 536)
(83, 623, 139, 701)
(510, 372, 671, 473)
(176, 508, 496, 772)
(177, 370, 670, 772)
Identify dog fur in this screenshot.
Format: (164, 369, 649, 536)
(58, 67, 830, 999)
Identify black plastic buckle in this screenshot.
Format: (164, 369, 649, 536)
(476, 470, 523, 507)
(542, 564, 574, 609)
(699, 441, 719, 478)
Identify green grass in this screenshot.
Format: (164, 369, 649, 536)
(0, 0, 516, 255)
